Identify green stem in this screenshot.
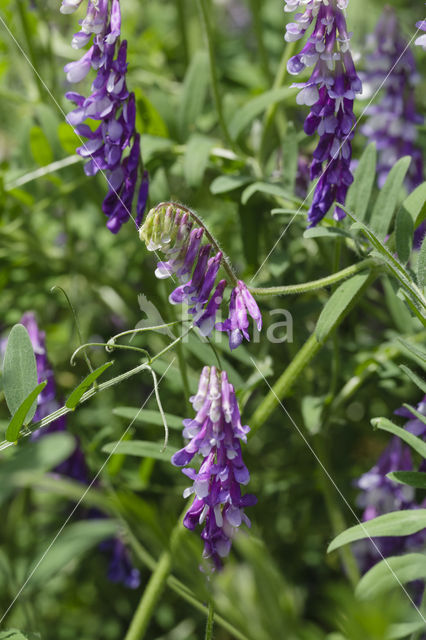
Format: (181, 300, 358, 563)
(16, 0, 44, 99)
(249, 272, 378, 433)
(314, 435, 360, 587)
(176, 0, 189, 67)
(126, 532, 249, 640)
(205, 599, 215, 640)
(259, 40, 297, 165)
(0, 326, 194, 452)
(196, 0, 234, 149)
(124, 551, 173, 640)
(249, 0, 271, 82)
(249, 258, 376, 297)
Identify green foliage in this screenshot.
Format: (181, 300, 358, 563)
(3, 324, 39, 420)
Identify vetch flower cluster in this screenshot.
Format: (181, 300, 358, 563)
(18, 312, 140, 588)
(284, 0, 362, 226)
(354, 396, 426, 573)
(139, 203, 262, 350)
(61, 0, 149, 233)
(361, 8, 423, 192)
(172, 366, 256, 569)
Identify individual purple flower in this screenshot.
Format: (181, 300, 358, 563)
(61, 0, 148, 232)
(216, 281, 262, 351)
(172, 366, 256, 569)
(285, 0, 362, 226)
(354, 397, 426, 573)
(139, 204, 262, 348)
(360, 8, 424, 192)
(415, 20, 426, 49)
(99, 537, 141, 588)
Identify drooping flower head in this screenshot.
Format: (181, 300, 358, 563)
(285, 0, 362, 226)
(172, 366, 256, 569)
(139, 203, 262, 350)
(354, 396, 426, 573)
(61, 0, 148, 233)
(361, 8, 423, 191)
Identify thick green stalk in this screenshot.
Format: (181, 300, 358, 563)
(196, 0, 234, 149)
(250, 258, 376, 297)
(124, 551, 173, 640)
(205, 599, 215, 640)
(259, 40, 297, 164)
(16, 0, 44, 99)
(249, 0, 272, 82)
(249, 272, 378, 433)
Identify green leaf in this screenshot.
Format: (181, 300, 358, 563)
(328, 510, 426, 553)
(397, 338, 426, 369)
(388, 621, 426, 640)
(210, 175, 251, 195)
(6, 381, 47, 442)
(383, 277, 414, 334)
(370, 156, 411, 239)
(28, 519, 120, 589)
(139, 135, 174, 164)
(402, 181, 426, 227)
(388, 471, 426, 489)
(346, 211, 426, 322)
(178, 51, 209, 139)
(315, 273, 370, 344)
(0, 631, 33, 640)
(184, 135, 214, 188)
(418, 235, 426, 288)
(346, 143, 377, 222)
(355, 554, 426, 600)
(65, 362, 113, 409)
(112, 407, 183, 430)
(29, 125, 54, 166)
(240, 181, 299, 205)
(303, 227, 353, 240)
(0, 433, 76, 505)
(3, 324, 39, 419)
(58, 122, 78, 155)
(135, 90, 169, 138)
(228, 87, 294, 141)
(399, 364, 426, 394)
(402, 403, 426, 426)
(395, 206, 414, 264)
(372, 416, 426, 458)
(102, 440, 177, 461)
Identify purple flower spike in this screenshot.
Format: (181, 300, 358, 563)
(354, 397, 426, 573)
(284, 0, 362, 226)
(140, 204, 262, 346)
(99, 537, 141, 589)
(61, 0, 147, 233)
(361, 8, 424, 193)
(216, 281, 262, 350)
(172, 366, 256, 569)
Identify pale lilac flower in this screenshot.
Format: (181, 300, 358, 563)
(361, 8, 423, 191)
(172, 366, 256, 569)
(284, 0, 362, 226)
(354, 397, 426, 573)
(415, 20, 426, 49)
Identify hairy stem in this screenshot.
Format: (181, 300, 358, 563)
(249, 258, 376, 297)
(205, 598, 215, 640)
